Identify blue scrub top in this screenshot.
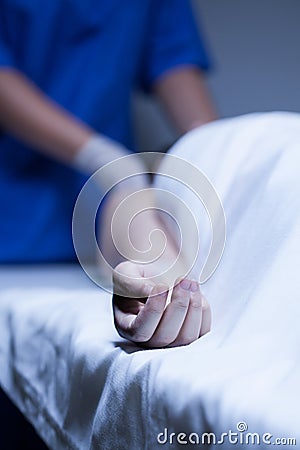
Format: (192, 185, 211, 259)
(0, 0, 210, 263)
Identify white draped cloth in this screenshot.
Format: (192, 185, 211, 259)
(0, 112, 299, 449)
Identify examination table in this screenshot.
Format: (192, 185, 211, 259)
(0, 113, 299, 449)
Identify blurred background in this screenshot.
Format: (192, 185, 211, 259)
(1, 2, 299, 449)
(134, 0, 300, 151)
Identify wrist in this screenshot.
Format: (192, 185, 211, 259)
(72, 134, 124, 174)
(73, 134, 149, 191)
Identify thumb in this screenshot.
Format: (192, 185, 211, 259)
(113, 261, 155, 298)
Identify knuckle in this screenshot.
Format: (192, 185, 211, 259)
(173, 297, 189, 310)
(189, 297, 202, 310)
(146, 305, 163, 316)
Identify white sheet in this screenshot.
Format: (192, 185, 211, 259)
(1, 112, 300, 449)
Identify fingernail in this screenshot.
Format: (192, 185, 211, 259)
(180, 279, 191, 291)
(191, 281, 199, 292)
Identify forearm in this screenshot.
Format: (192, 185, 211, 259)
(0, 68, 92, 163)
(153, 66, 217, 134)
(99, 188, 186, 284)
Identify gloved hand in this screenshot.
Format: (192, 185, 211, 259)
(73, 134, 149, 192)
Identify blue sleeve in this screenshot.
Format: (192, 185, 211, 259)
(140, 0, 211, 92)
(0, 42, 14, 68)
(0, 26, 15, 68)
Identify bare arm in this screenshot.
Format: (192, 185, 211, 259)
(153, 66, 217, 134)
(0, 68, 92, 162)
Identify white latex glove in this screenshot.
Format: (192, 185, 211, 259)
(73, 134, 148, 192)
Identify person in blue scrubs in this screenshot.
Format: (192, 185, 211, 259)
(0, 0, 216, 263)
(0, 1, 216, 446)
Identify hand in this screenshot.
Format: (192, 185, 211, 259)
(113, 261, 211, 348)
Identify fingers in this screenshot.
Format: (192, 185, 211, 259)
(113, 261, 154, 298)
(127, 285, 169, 342)
(144, 281, 212, 348)
(168, 281, 203, 347)
(113, 284, 168, 342)
(146, 280, 191, 347)
(113, 267, 212, 348)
